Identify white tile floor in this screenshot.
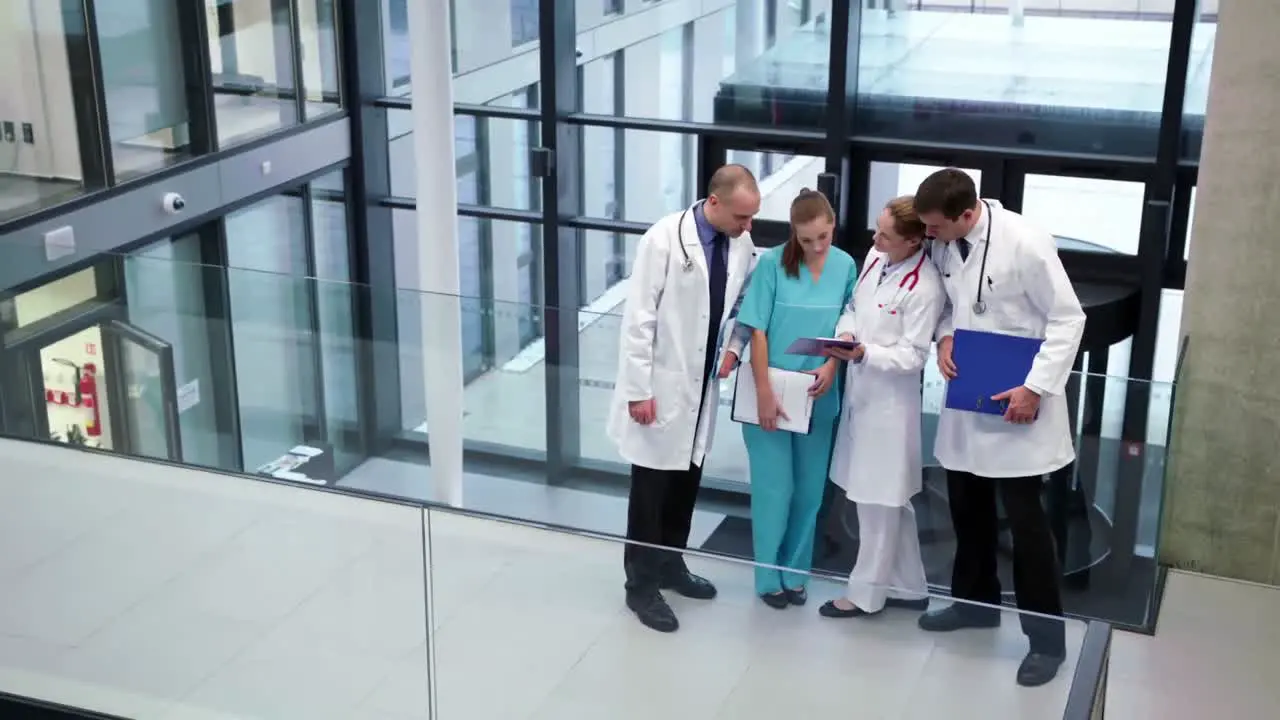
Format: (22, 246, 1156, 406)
(1106, 571, 1280, 719)
(0, 439, 1276, 719)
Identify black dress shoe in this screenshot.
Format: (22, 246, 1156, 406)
(1016, 652, 1065, 687)
(917, 605, 1001, 632)
(660, 571, 717, 600)
(627, 592, 678, 633)
(785, 587, 807, 606)
(819, 600, 878, 618)
(884, 597, 930, 612)
(760, 591, 789, 609)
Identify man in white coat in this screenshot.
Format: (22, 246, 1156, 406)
(913, 168, 1086, 687)
(608, 165, 760, 633)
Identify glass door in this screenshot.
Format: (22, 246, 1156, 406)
(1, 310, 182, 463)
(101, 320, 183, 462)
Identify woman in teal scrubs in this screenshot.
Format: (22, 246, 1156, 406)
(735, 189, 857, 608)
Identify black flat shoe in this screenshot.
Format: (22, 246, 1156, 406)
(1016, 652, 1065, 687)
(885, 597, 930, 612)
(760, 592, 789, 610)
(784, 587, 807, 606)
(819, 600, 878, 618)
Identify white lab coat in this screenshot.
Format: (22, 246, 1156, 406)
(932, 199, 1086, 478)
(829, 247, 946, 507)
(606, 205, 756, 471)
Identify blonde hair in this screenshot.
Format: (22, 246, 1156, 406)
(783, 188, 835, 278)
(885, 195, 926, 242)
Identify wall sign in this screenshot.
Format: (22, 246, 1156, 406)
(177, 379, 200, 414)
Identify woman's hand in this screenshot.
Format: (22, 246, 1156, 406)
(807, 359, 838, 398)
(757, 389, 789, 432)
(824, 332, 862, 362)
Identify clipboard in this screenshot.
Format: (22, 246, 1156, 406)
(784, 337, 861, 357)
(731, 364, 815, 434)
(943, 329, 1042, 416)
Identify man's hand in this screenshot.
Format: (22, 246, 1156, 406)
(937, 335, 957, 380)
(628, 398, 657, 425)
(807, 360, 838, 398)
(718, 351, 740, 379)
(992, 386, 1040, 424)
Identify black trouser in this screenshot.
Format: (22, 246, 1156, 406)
(624, 461, 705, 596)
(947, 469, 1066, 656)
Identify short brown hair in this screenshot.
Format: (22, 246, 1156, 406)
(782, 188, 835, 278)
(884, 195, 926, 241)
(914, 168, 978, 220)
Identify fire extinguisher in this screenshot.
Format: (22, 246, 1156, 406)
(81, 362, 101, 437)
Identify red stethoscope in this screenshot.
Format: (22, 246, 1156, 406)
(855, 251, 927, 315)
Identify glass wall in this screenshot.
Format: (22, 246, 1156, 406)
(207, 0, 303, 146)
(0, 0, 347, 225)
(124, 234, 237, 471)
(202, 0, 341, 147)
(852, 2, 1175, 156)
(0, 0, 96, 220)
(97, 0, 194, 180)
(224, 193, 320, 470)
(310, 171, 361, 474)
(297, 0, 341, 119)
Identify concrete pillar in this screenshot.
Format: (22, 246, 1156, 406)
(407, 0, 464, 507)
(1162, 3, 1280, 585)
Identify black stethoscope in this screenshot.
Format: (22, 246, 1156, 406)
(676, 203, 700, 272)
(930, 199, 993, 316)
(854, 250, 927, 315)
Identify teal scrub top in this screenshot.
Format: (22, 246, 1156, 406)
(736, 246, 857, 419)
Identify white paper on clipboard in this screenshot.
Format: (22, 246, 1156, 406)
(731, 364, 814, 435)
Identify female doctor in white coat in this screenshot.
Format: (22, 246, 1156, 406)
(819, 196, 945, 619)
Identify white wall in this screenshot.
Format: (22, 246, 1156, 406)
(0, 0, 81, 181)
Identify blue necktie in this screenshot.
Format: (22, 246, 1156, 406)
(957, 238, 971, 262)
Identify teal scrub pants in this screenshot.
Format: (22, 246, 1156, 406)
(742, 419, 837, 595)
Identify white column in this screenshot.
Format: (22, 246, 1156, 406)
(1010, 0, 1025, 28)
(408, 0, 464, 507)
(735, 0, 763, 73)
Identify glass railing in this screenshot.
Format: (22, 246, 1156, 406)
(2, 256, 1176, 633)
(0, 436, 1110, 719)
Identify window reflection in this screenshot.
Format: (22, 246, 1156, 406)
(1182, 6, 1218, 161)
(1022, 175, 1144, 256)
(98, 0, 194, 180)
(207, 0, 300, 147)
(850, 3, 1177, 155)
(0, 1, 94, 220)
(296, 0, 341, 118)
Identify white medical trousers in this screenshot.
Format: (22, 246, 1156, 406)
(846, 502, 929, 612)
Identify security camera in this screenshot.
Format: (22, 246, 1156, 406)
(162, 192, 186, 214)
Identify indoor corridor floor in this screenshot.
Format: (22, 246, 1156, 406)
(0, 439, 1273, 719)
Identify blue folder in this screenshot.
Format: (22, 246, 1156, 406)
(944, 329, 1043, 416)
